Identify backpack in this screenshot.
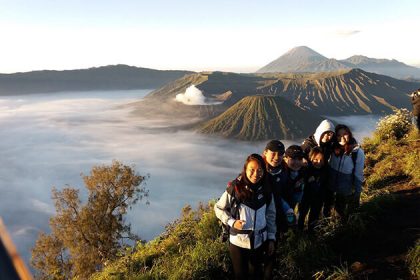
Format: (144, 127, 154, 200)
(219, 179, 272, 242)
(351, 149, 358, 184)
(219, 183, 239, 242)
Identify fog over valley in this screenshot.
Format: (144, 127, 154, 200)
(0, 90, 380, 265)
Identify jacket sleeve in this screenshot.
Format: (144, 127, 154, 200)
(266, 195, 277, 241)
(354, 149, 365, 194)
(281, 198, 291, 213)
(214, 191, 236, 228)
(301, 138, 311, 156)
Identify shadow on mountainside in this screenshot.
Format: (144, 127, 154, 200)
(335, 183, 419, 280)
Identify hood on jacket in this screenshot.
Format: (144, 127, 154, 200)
(313, 119, 335, 146)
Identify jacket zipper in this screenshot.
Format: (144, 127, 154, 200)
(335, 155, 343, 186)
(252, 207, 257, 250)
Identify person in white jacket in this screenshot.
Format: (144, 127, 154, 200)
(327, 124, 365, 221)
(215, 153, 276, 280)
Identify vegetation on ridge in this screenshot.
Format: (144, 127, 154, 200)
(31, 161, 149, 280)
(86, 109, 419, 280)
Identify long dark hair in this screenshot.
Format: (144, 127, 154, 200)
(335, 124, 357, 155)
(236, 153, 269, 201)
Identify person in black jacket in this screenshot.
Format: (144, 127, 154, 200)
(262, 140, 287, 234)
(298, 147, 326, 232)
(301, 119, 336, 218)
(273, 145, 306, 233)
(411, 88, 420, 130)
(262, 140, 286, 280)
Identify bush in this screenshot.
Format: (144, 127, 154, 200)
(275, 230, 335, 279)
(91, 202, 232, 280)
(406, 239, 420, 279)
(375, 108, 412, 141)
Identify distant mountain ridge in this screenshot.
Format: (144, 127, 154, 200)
(257, 46, 420, 79)
(255, 68, 415, 115)
(128, 68, 420, 140)
(0, 65, 193, 95)
(137, 69, 418, 118)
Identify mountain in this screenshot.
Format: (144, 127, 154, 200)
(256, 69, 417, 115)
(257, 46, 332, 73)
(257, 46, 420, 79)
(0, 65, 193, 95)
(134, 69, 419, 120)
(341, 55, 420, 79)
(128, 71, 263, 120)
(198, 95, 322, 141)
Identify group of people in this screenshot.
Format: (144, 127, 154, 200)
(214, 120, 365, 280)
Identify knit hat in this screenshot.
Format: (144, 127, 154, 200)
(285, 145, 304, 159)
(265, 140, 285, 154)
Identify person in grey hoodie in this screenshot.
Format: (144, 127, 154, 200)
(301, 119, 336, 217)
(327, 124, 365, 221)
(301, 119, 335, 160)
(214, 153, 276, 280)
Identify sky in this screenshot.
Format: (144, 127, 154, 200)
(0, 0, 419, 73)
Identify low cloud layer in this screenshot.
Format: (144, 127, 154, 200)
(175, 85, 221, 105)
(0, 90, 379, 269)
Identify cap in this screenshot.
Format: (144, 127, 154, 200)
(265, 140, 285, 154)
(285, 145, 304, 159)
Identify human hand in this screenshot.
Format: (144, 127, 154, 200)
(286, 209, 296, 225)
(267, 240, 275, 256)
(308, 176, 315, 183)
(233, 220, 246, 230)
(353, 192, 361, 208)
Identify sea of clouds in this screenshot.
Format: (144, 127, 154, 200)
(0, 89, 380, 267)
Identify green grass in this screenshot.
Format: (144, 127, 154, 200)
(91, 115, 419, 280)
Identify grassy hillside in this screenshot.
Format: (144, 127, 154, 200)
(91, 110, 419, 280)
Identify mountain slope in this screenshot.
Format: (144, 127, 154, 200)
(90, 119, 419, 280)
(257, 46, 420, 79)
(256, 69, 416, 115)
(0, 65, 193, 95)
(257, 46, 330, 73)
(342, 55, 420, 79)
(135, 69, 418, 120)
(129, 71, 264, 120)
(198, 95, 322, 140)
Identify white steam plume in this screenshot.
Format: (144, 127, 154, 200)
(175, 85, 221, 105)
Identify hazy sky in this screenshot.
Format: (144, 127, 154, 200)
(1, 0, 419, 73)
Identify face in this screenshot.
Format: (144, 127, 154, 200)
(285, 156, 303, 171)
(337, 128, 350, 146)
(321, 131, 334, 143)
(245, 160, 264, 184)
(310, 153, 324, 169)
(263, 149, 284, 167)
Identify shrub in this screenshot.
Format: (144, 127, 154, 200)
(406, 239, 420, 279)
(375, 108, 412, 141)
(275, 230, 335, 279)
